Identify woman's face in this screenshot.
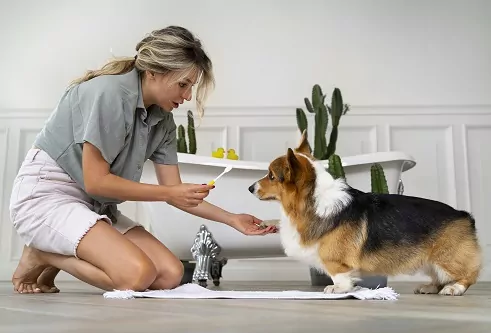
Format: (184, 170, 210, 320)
(142, 69, 198, 112)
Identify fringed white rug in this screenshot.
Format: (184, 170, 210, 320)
(103, 283, 399, 300)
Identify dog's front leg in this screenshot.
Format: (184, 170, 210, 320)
(321, 261, 359, 294)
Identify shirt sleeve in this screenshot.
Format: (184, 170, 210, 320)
(149, 115, 178, 165)
(73, 83, 127, 165)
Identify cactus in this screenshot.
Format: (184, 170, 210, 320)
(187, 110, 197, 154)
(327, 154, 346, 180)
(177, 124, 187, 153)
(296, 108, 307, 134)
(295, 85, 349, 160)
(326, 88, 348, 158)
(175, 110, 199, 154)
(370, 163, 389, 194)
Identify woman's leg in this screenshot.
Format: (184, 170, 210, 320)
(36, 266, 61, 293)
(124, 226, 184, 290)
(12, 220, 158, 293)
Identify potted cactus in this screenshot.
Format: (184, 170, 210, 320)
(295, 84, 389, 193)
(177, 110, 197, 154)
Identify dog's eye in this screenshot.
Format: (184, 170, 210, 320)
(268, 172, 275, 180)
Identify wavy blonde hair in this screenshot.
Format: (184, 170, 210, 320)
(69, 26, 215, 118)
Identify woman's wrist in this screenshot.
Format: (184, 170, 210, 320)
(221, 211, 237, 226)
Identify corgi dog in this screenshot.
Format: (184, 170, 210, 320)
(248, 130, 482, 296)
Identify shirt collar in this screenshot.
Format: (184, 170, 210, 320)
(135, 69, 167, 127)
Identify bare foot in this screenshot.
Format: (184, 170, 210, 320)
(12, 245, 48, 294)
(37, 267, 61, 293)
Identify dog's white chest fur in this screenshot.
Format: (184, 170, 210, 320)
(279, 209, 324, 270)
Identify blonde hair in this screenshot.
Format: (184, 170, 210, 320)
(69, 26, 215, 118)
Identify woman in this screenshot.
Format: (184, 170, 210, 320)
(9, 26, 276, 294)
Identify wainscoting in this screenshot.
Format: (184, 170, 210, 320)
(1, 105, 490, 282)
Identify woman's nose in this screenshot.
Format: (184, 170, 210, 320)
(183, 88, 192, 101)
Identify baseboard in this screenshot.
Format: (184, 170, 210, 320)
(1, 259, 487, 283)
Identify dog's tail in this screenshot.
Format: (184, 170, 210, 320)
(459, 210, 476, 230)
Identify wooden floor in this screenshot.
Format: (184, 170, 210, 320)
(1, 280, 490, 332)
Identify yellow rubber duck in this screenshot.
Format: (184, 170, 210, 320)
(212, 147, 225, 158)
(226, 148, 239, 160)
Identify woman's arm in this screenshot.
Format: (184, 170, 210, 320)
(153, 162, 235, 226)
(82, 142, 211, 206)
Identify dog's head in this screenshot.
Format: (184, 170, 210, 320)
(248, 130, 315, 201)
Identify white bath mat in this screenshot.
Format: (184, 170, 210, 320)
(103, 283, 399, 300)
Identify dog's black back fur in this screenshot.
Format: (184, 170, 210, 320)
(326, 186, 476, 253)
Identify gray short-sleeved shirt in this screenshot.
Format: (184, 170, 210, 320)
(33, 68, 178, 222)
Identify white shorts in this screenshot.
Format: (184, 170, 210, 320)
(9, 148, 142, 258)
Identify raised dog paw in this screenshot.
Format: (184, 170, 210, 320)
(323, 284, 355, 294)
(439, 283, 466, 296)
(414, 284, 441, 294)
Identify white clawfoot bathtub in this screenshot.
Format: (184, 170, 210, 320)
(139, 151, 416, 261)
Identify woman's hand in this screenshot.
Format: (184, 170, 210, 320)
(164, 183, 215, 208)
(228, 213, 278, 235)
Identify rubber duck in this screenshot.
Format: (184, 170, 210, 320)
(226, 149, 239, 160)
(212, 147, 225, 158)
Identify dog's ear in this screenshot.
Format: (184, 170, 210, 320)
(286, 148, 302, 181)
(296, 129, 311, 155)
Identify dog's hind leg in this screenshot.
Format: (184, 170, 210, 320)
(428, 219, 482, 296)
(414, 265, 445, 294)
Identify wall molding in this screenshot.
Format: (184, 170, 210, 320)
(2, 104, 491, 120)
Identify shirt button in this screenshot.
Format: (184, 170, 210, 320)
(137, 164, 141, 170)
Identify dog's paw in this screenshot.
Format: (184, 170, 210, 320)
(414, 284, 441, 294)
(323, 284, 355, 294)
(439, 283, 466, 296)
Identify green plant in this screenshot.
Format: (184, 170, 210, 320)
(187, 110, 197, 154)
(177, 124, 187, 153)
(326, 156, 389, 194)
(327, 154, 345, 180)
(370, 163, 389, 194)
(176, 110, 198, 154)
(296, 85, 350, 160)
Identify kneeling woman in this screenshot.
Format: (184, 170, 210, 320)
(9, 26, 276, 294)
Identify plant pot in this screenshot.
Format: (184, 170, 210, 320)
(309, 267, 388, 289)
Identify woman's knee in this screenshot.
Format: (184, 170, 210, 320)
(112, 254, 158, 291)
(153, 259, 184, 289)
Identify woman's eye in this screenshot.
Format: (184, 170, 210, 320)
(179, 82, 187, 88)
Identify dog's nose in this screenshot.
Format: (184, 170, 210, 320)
(248, 183, 256, 193)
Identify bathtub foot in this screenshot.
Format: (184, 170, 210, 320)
(190, 224, 227, 288)
(211, 257, 228, 286)
(398, 178, 404, 195)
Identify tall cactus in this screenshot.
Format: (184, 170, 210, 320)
(370, 163, 389, 194)
(326, 88, 347, 158)
(177, 124, 187, 153)
(295, 85, 349, 160)
(187, 110, 197, 154)
(327, 154, 346, 180)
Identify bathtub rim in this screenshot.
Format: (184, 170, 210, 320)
(173, 151, 417, 172)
